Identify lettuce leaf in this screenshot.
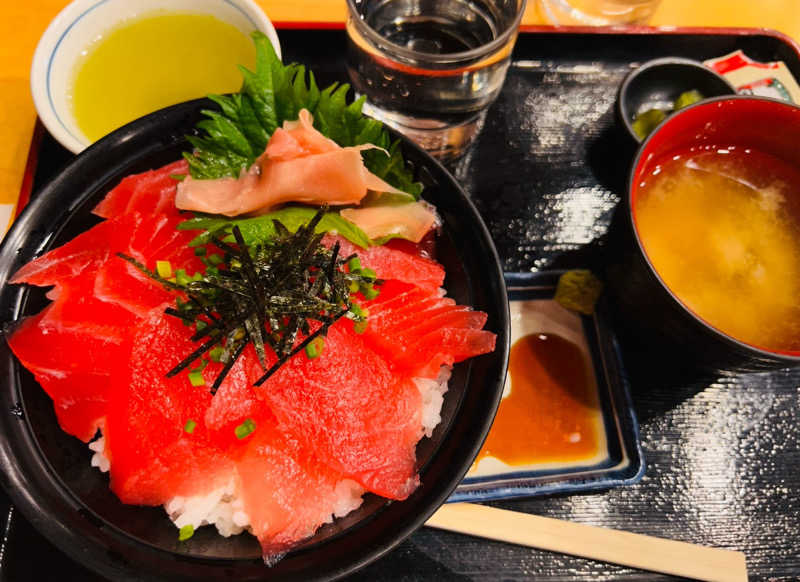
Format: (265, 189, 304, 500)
(184, 31, 422, 198)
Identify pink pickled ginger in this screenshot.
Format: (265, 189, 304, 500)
(175, 109, 403, 216)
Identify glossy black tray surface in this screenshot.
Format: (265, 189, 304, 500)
(3, 28, 800, 581)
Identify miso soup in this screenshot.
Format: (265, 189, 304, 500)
(634, 148, 800, 353)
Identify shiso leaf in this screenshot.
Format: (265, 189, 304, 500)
(183, 31, 422, 198)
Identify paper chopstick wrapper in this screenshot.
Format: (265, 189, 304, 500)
(704, 49, 800, 103)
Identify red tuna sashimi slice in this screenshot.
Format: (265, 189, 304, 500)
(236, 423, 363, 559)
(363, 279, 495, 378)
(9, 217, 137, 287)
(105, 309, 235, 505)
(257, 322, 422, 500)
(203, 347, 264, 450)
(89, 212, 201, 317)
(6, 309, 130, 441)
(40, 271, 138, 339)
(23, 367, 109, 442)
(8, 307, 130, 374)
(93, 160, 187, 219)
(326, 236, 445, 292)
(94, 258, 174, 318)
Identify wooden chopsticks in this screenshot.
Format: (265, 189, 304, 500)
(426, 503, 747, 582)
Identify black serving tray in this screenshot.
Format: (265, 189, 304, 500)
(3, 27, 800, 581)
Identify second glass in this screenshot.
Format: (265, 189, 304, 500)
(537, 0, 660, 26)
(346, 0, 526, 160)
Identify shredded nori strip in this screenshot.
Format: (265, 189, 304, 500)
(118, 208, 380, 394)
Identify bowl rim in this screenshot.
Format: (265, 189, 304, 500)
(0, 96, 510, 580)
(30, 0, 282, 154)
(626, 94, 800, 364)
(616, 56, 737, 143)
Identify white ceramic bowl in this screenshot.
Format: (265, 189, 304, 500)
(31, 0, 281, 154)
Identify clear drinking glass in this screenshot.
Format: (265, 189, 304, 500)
(537, 0, 660, 26)
(346, 0, 526, 160)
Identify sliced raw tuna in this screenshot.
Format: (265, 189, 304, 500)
(93, 160, 187, 219)
(236, 423, 363, 558)
(362, 279, 495, 378)
(40, 271, 138, 339)
(105, 309, 234, 505)
(257, 322, 422, 500)
(9, 217, 136, 287)
(326, 236, 445, 292)
(6, 309, 129, 441)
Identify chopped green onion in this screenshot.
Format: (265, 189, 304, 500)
(353, 320, 368, 334)
(178, 524, 194, 541)
(348, 257, 362, 272)
(196, 320, 207, 331)
(305, 336, 325, 359)
(194, 246, 206, 257)
(188, 369, 205, 387)
(348, 280, 360, 293)
(361, 284, 379, 300)
(176, 269, 190, 286)
(360, 267, 377, 281)
(209, 346, 225, 363)
(208, 253, 224, 266)
(350, 303, 366, 318)
(184, 419, 197, 434)
(235, 418, 256, 439)
(156, 260, 172, 278)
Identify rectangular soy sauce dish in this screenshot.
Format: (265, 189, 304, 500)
(451, 270, 644, 502)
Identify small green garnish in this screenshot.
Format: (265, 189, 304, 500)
(305, 336, 325, 359)
(235, 418, 256, 439)
(674, 89, 704, 110)
(207, 253, 224, 266)
(632, 89, 705, 139)
(156, 260, 172, 278)
(361, 284, 380, 300)
(209, 346, 225, 363)
(555, 270, 603, 315)
(632, 108, 667, 140)
(184, 419, 197, 434)
(178, 524, 194, 541)
(348, 257, 362, 272)
(188, 369, 205, 387)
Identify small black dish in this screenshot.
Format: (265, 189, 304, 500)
(0, 98, 510, 581)
(617, 57, 737, 143)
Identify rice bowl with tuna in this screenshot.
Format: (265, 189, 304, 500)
(1, 31, 501, 571)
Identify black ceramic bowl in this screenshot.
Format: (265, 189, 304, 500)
(609, 95, 800, 373)
(0, 99, 510, 581)
(617, 57, 737, 143)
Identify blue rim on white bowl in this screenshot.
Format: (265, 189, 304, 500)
(30, 0, 281, 154)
